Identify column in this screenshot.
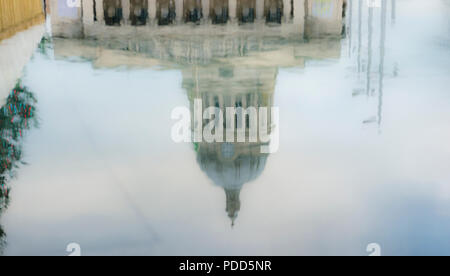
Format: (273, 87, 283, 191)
(283, 0, 291, 22)
(121, 0, 130, 25)
(175, 0, 184, 23)
(219, 94, 224, 109)
(202, 0, 210, 22)
(96, 0, 105, 23)
(82, 0, 95, 24)
(292, 0, 305, 32)
(148, 0, 157, 24)
(229, 0, 237, 22)
(337, 0, 344, 22)
(255, 0, 264, 21)
(242, 93, 247, 108)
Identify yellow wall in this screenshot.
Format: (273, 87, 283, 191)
(0, 0, 45, 41)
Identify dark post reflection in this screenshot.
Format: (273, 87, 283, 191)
(378, 0, 387, 129)
(366, 4, 373, 96)
(347, 0, 395, 128)
(357, 0, 362, 73)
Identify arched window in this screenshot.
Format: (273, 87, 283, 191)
(184, 0, 202, 23)
(237, 0, 256, 24)
(103, 0, 123, 26)
(157, 0, 176, 25)
(130, 0, 149, 26)
(210, 0, 229, 24)
(264, 0, 283, 24)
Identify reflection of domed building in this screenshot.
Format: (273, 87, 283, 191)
(50, 31, 342, 224)
(49, 7, 345, 225)
(177, 37, 284, 224)
(183, 62, 276, 225)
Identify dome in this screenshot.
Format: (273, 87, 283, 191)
(197, 146, 268, 190)
(196, 142, 269, 226)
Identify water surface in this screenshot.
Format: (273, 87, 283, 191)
(1, 0, 450, 255)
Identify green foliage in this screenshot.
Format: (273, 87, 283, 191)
(0, 81, 38, 254)
(38, 36, 53, 57)
(0, 82, 37, 181)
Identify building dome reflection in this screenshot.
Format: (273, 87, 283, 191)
(197, 142, 269, 225)
(48, 3, 345, 225)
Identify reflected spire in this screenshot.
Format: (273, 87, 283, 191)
(225, 188, 241, 227)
